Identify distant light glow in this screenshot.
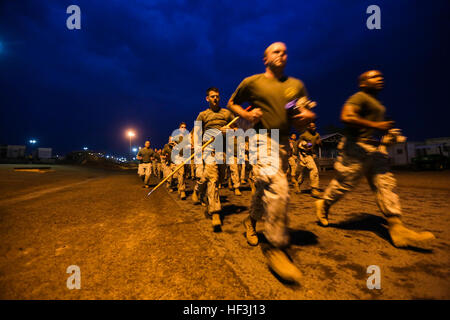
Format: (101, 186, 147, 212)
(127, 130, 135, 137)
(83, 147, 88, 150)
(29, 139, 37, 144)
(132, 148, 137, 152)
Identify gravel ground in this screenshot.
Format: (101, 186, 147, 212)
(0, 164, 448, 299)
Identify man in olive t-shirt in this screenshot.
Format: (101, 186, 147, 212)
(137, 140, 157, 188)
(161, 137, 177, 192)
(317, 70, 435, 248)
(228, 42, 316, 284)
(294, 122, 321, 197)
(193, 87, 235, 230)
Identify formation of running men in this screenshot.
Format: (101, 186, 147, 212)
(136, 42, 436, 284)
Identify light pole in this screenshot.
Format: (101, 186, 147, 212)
(28, 139, 37, 160)
(127, 130, 135, 160)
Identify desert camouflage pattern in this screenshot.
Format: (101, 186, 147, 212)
(296, 153, 319, 189)
(138, 163, 152, 185)
(250, 134, 291, 248)
(322, 137, 402, 217)
(197, 151, 227, 214)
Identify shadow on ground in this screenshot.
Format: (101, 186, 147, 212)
(329, 213, 433, 253)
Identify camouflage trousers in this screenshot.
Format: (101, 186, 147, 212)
(170, 163, 186, 192)
(250, 134, 290, 248)
(287, 155, 298, 178)
(192, 163, 204, 193)
(152, 161, 162, 178)
(240, 160, 253, 183)
(197, 152, 226, 214)
(162, 162, 174, 187)
(296, 153, 319, 189)
(190, 163, 196, 179)
(323, 138, 401, 217)
(161, 162, 185, 191)
(227, 156, 241, 189)
(138, 163, 152, 185)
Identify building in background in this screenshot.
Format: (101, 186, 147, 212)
(0, 145, 26, 159)
(317, 133, 344, 171)
(33, 148, 52, 160)
(387, 137, 450, 166)
(315, 134, 450, 169)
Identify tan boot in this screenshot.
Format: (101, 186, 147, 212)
(180, 191, 186, 200)
(212, 213, 221, 229)
(234, 188, 242, 196)
(315, 199, 329, 227)
(191, 190, 200, 204)
(264, 248, 302, 284)
(250, 181, 256, 196)
(311, 188, 322, 198)
(243, 217, 258, 246)
(293, 181, 301, 194)
(387, 217, 435, 248)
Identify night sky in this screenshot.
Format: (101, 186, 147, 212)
(1, 0, 449, 155)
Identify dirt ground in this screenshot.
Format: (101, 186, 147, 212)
(0, 164, 448, 299)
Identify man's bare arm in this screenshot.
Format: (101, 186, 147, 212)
(227, 98, 262, 123)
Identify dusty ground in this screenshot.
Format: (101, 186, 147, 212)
(0, 164, 448, 299)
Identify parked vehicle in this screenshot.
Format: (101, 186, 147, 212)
(411, 154, 449, 170)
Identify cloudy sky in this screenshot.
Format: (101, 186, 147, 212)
(0, 0, 449, 155)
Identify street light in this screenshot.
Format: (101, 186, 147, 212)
(127, 130, 135, 160)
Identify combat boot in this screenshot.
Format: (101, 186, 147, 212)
(315, 199, 329, 227)
(243, 216, 258, 246)
(290, 176, 296, 185)
(201, 193, 207, 206)
(234, 188, 242, 196)
(263, 247, 302, 284)
(293, 181, 301, 194)
(311, 188, 322, 198)
(249, 181, 256, 196)
(180, 191, 186, 200)
(192, 190, 200, 204)
(212, 213, 221, 230)
(387, 217, 435, 248)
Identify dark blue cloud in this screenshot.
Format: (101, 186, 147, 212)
(0, 0, 449, 154)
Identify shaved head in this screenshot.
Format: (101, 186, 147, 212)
(358, 70, 384, 91)
(359, 70, 382, 85)
(264, 42, 287, 58)
(263, 42, 288, 72)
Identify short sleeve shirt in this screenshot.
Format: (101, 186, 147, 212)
(196, 107, 234, 141)
(344, 91, 386, 139)
(229, 73, 308, 138)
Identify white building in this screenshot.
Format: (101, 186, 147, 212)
(33, 148, 52, 159)
(4, 145, 26, 158)
(387, 137, 450, 166)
